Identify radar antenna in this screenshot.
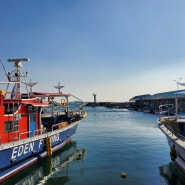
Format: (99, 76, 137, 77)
(7, 58, 30, 82)
(26, 79, 38, 93)
(7, 58, 29, 99)
(53, 82, 64, 93)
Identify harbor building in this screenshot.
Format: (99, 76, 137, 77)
(129, 90, 185, 113)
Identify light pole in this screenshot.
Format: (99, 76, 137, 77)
(174, 78, 182, 90)
(93, 93, 96, 106)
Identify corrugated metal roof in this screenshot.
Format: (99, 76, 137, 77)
(144, 89, 185, 100)
(130, 89, 185, 101)
(129, 94, 151, 101)
(149, 90, 185, 100)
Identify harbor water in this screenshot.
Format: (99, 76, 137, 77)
(2, 106, 185, 185)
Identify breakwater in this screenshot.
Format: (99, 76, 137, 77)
(85, 102, 131, 109)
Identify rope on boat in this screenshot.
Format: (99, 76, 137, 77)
(70, 94, 87, 106)
(70, 94, 83, 102)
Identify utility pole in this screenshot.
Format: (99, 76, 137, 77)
(174, 78, 182, 90)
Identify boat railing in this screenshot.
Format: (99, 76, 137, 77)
(51, 122, 68, 131)
(42, 111, 65, 117)
(0, 129, 46, 145)
(159, 115, 185, 139)
(80, 108, 86, 117)
(34, 128, 46, 135)
(42, 108, 83, 119)
(164, 122, 179, 137)
(52, 123, 60, 131)
(19, 128, 48, 139)
(159, 104, 174, 118)
(19, 131, 33, 140)
(178, 133, 185, 141)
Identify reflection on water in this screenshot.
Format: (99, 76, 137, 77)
(2, 141, 86, 185)
(159, 162, 185, 185)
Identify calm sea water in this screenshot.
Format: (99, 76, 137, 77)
(2, 106, 185, 185)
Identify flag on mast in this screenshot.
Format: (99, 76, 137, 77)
(11, 84, 16, 99)
(11, 84, 20, 99)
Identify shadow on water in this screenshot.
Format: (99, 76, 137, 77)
(1, 141, 86, 185)
(159, 162, 185, 185)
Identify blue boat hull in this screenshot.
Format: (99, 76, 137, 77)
(0, 122, 78, 183)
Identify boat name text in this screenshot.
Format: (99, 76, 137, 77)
(11, 134, 60, 159)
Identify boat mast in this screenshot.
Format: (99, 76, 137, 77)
(7, 58, 29, 99)
(26, 79, 38, 97)
(53, 82, 64, 93)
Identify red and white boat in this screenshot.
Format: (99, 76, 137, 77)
(0, 58, 86, 183)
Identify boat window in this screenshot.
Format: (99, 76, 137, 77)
(30, 115, 36, 122)
(179, 123, 185, 136)
(4, 120, 19, 132)
(27, 105, 38, 113)
(4, 103, 19, 114)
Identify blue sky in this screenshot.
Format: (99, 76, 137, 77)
(0, 0, 185, 102)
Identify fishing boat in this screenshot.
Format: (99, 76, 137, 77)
(158, 91, 185, 174)
(0, 58, 86, 183)
(3, 141, 86, 185)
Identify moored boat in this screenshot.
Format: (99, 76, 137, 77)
(2, 141, 86, 185)
(158, 92, 185, 174)
(0, 58, 86, 183)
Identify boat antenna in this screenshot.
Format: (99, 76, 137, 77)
(53, 82, 64, 93)
(26, 78, 38, 93)
(7, 58, 30, 99)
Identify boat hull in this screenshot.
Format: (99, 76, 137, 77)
(159, 123, 185, 174)
(0, 122, 79, 183)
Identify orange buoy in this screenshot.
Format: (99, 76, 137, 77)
(120, 172, 127, 178)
